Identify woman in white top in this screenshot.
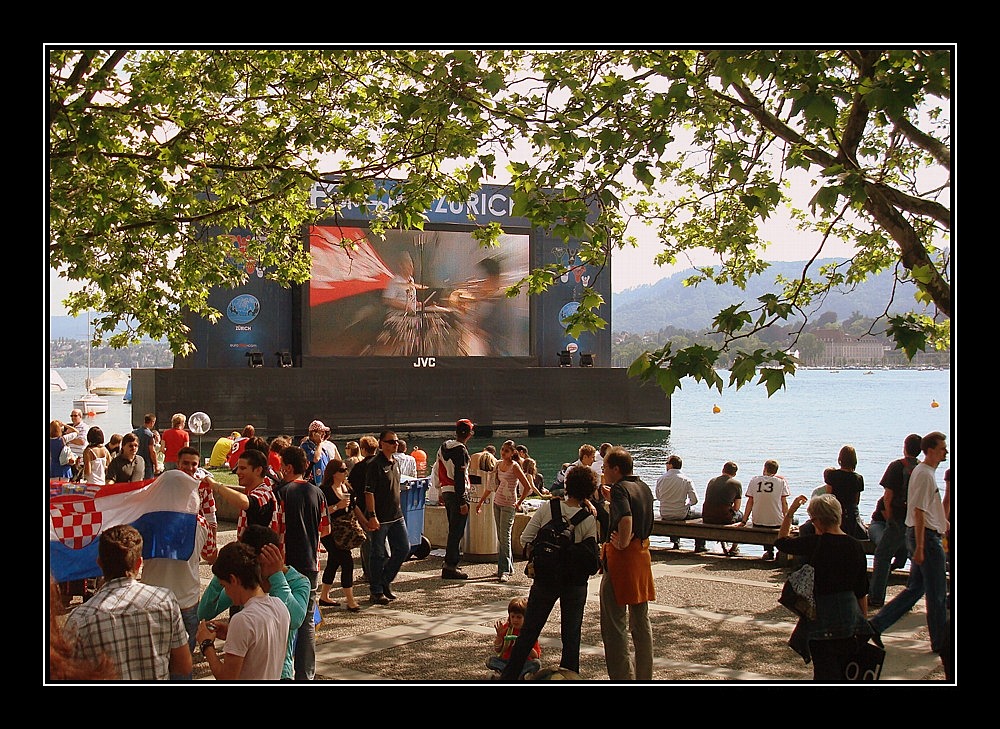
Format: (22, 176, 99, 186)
(478, 440, 542, 583)
(83, 426, 110, 485)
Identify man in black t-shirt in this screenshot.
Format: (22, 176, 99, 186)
(702, 462, 743, 556)
(364, 430, 410, 605)
(869, 433, 922, 607)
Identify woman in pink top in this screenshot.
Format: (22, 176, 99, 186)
(161, 413, 190, 471)
(478, 440, 543, 582)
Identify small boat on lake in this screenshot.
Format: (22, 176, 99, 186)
(72, 311, 110, 414)
(50, 369, 67, 392)
(73, 392, 109, 414)
(89, 366, 130, 396)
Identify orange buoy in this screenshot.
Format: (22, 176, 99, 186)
(712, 404, 721, 414)
(931, 400, 939, 408)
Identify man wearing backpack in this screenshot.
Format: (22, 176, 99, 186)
(500, 465, 599, 681)
(600, 446, 656, 681)
(435, 419, 475, 580)
(868, 433, 922, 608)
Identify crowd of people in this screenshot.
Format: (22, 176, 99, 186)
(49, 413, 952, 683)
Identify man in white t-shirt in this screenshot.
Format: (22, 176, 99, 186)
(740, 459, 790, 561)
(67, 408, 88, 480)
(870, 431, 950, 674)
(195, 541, 290, 681)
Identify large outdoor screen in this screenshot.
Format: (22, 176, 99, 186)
(305, 225, 530, 357)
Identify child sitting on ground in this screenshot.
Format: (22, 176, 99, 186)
(487, 597, 541, 679)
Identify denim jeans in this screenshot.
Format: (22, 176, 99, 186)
(368, 518, 410, 596)
(442, 491, 468, 569)
(170, 604, 199, 680)
(494, 503, 517, 576)
(487, 654, 540, 678)
(870, 527, 949, 654)
(294, 571, 319, 680)
(360, 535, 372, 579)
(500, 577, 588, 680)
(869, 519, 907, 605)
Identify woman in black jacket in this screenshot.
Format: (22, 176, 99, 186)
(775, 493, 875, 681)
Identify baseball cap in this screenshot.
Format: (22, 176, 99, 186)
(308, 419, 330, 434)
(456, 418, 475, 434)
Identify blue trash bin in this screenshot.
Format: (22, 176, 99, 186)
(401, 477, 432, 559)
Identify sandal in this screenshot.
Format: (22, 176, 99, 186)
(318, 598, 340, 607)
(347, 605, 361, 613)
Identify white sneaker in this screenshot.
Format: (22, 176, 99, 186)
(499, 573, 511, 583)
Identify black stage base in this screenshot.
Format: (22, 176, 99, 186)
(131, 359, 670, 439)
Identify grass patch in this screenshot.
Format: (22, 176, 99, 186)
(205, 466, 239, 487)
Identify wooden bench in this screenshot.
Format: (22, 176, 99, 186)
(651, 518, 875, 565)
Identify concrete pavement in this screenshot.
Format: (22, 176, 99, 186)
(193, 523, 948, 683)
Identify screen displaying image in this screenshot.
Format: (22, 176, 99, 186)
(305, 226, 530, 357)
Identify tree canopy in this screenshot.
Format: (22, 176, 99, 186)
(48, 48, 951, 395)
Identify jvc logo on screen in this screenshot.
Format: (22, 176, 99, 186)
(413, 357, 436, 367)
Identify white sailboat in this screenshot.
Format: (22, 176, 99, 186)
(89, 366, 129, 396)
(72, 312, 109, 415)
(50, 369, 67, 392)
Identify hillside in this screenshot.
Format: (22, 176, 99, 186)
(611, 259, 929, 334)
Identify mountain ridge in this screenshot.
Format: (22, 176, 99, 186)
(611, 258, 927, 334)
(49, 258, 925, 340)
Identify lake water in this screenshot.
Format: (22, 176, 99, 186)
(49, 366, 953, 558)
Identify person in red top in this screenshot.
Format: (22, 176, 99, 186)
(161, 413, 190, 471)
(226, 425, 256, 471)
(268, 435, 290, 480)
(487, 597, 541, 679)
(411, 444, 427, 476)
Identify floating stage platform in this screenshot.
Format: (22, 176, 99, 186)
(130, 357, 670, 438)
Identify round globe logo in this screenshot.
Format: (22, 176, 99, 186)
(558, 301, 579, 324)
(227, 294, 261, 325)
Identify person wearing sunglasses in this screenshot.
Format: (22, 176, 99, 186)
(363, 431, 410, 605)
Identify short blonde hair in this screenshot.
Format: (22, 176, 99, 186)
(171, 413, 186, 427)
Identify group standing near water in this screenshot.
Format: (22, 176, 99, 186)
(50, 404, 952, 682)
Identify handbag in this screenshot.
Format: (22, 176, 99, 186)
(330, 512, 367, 550)
(778, 535, 821, 620)
(778, 564, 816, 620)
(59, 444, 75, 466)
(842, 636, 886, 682)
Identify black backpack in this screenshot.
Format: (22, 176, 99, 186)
(524, 499, 596, 581)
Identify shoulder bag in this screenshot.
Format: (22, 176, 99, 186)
(842, 635, 886, 682)
(330, 512, 367, 550)
(778, 535, 820, 620)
